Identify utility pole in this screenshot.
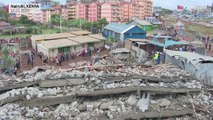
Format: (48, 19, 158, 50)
(80, 19, 82, 30)
(60, 15, 62, 33)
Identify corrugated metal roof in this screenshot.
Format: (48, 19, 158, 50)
(127, 38, 149, 42)
(103, 23, 135, 34)
(130, 19, 152, 26)
(40, 39, 79, 49)
(68, 36, 102, 44)
(31, 33, 76, 41)
(70, 30, 91, 36)
(89, 34, 106, 40)
(165, 50, 213, 66)
(110, 48, 130, 54)
(148, 39, 189, 47)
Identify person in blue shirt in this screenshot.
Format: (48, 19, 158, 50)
(157, 52, 161, 64)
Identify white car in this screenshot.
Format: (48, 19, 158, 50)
(210, 20, 213, 24)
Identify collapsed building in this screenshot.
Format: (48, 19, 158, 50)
(0, 57, 212, 120)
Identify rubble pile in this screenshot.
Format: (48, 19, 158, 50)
(0, 63, 212, 120)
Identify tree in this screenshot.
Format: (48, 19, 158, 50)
(19, 15, 30, 24)
(52, 1, 60, 6)
(0, 8, 9, 21)
(98, 18, 108, 28)
(82, 22, 92, 30)
(0, 46, 16, 74)
(26, 27, 33, 34)
(8, 19, 19, 25)
(107, 36, 116, 45)
(50, 14, 60, 26)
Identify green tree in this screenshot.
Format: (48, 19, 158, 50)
(26, 27, 33, 34)
(8, 19, 19, 25)
(107, 36, 116, 45)
(0, 8, 9, 21)
(0, 46, 16, 74)
(19, 15, 30, 24)
(52, 1, 60, 6)
(50, 14, 60, 26)
(82, 22, 92, 30)
(98, 18, 108, 28)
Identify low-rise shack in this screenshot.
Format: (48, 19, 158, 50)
(125, 38, 150, 61)
(165, 49, 213, 86)
(37, 39, 79, 58)
(68, 35, 105, 51)
(31, 33, 76, 51)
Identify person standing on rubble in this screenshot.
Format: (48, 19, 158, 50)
(157, 52, 161, 64)
(154, 52, 158, 65)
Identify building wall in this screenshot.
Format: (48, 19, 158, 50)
(68, 2, 77, 19)
(123, 26, 146, 40)
(101, 2, 121, 23)
(37, 44, 50, 57)
(61, 8, 69, 20)
(132, 0, 152, 18)
(121, 2, 130, 22)
(125, 40, 133, 50)
(88, 3, 102, 22)
(77, 3, 89, 20)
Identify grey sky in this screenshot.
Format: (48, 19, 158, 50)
(153, 0, 212, 10)
(1, 0, 213, 10)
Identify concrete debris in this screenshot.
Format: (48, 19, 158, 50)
(136, 93, 150, 112)
(159, 99, 171, 107)
(126, 94, 137, 106)
(0, 62, 212, 119)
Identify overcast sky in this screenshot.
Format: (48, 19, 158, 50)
(153, 0, 212, 10)
(1, 0, 213, 10)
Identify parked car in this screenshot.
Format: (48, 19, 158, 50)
(210, 20, 213, 24)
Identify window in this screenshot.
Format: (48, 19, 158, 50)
(132, 33, 145, 35)
(125, 33, 130, 35)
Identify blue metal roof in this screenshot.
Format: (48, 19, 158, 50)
(148, 39, 189, 47)
(103, 23, 134, 33)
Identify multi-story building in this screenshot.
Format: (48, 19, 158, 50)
(130, 3, 142, 20)
(67, 2, 78, 19)
(51, 5, 69, 20)
(120, 1, 130, 22)
(101, 2, 121, 22)
(132, 0, 153, 18)
(76, 3, 89, 20)
(88, 2, 102, 22)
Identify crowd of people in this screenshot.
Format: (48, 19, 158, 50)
(201, 35, 212, 51)
(36, 47, 102, 66)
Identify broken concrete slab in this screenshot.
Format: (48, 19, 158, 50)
(126, 94, 137, 106)
(0, 81, 39, 93)
(99, 102, 114, 110)
(119, 109, 194, 119)
(77, 86, 201, 97)
(0, 95, 24, 106)
(23, 94, 75, 107)
(159, 99, 171, 107)
(39, 79, 86, 88)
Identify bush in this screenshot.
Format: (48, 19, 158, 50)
(26, 27, 33, 34)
